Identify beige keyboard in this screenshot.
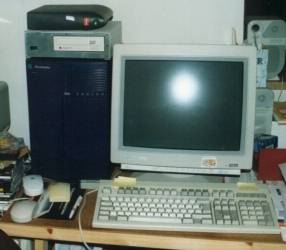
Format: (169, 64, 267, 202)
(92, 180, 280, 234)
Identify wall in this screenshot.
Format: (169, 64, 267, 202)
(0, 0, 245, 145)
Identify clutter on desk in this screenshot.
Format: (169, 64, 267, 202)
(9, 180, 84, 222)
(0, 132, 29, 216)
(266, 181, 286, 222)
(0, 132, 28, 160)
(252, 135, 286, 229)
(41, 184, 84, 220)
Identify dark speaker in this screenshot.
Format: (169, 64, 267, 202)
(245, 0, 286, 22)
(27, 5, 113, 30)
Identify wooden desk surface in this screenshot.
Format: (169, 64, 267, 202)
(0, 192, 285, 250)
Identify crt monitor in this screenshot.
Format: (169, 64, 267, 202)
(0, 81, 10, 132)
(111, 44, 256, 176)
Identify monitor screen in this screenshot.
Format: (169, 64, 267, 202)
(124, 60, 243, 151)
(111, 44, 256, 175)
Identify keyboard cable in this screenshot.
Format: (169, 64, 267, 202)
(78, 188, 98, 250)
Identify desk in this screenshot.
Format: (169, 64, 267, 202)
(0, 192, 285, 250)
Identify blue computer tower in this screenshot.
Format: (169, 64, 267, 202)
(26, 58, 112, 181)
(25, 23, 121, 182)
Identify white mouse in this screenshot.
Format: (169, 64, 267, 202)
(10, 200, 37, 223)
(23, 175, 44, 196)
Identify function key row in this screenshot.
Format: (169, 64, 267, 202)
(102, 186, 237, 198)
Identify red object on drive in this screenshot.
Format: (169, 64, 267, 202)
(83, 17, 90, 27)
(257, 149, 286, 181)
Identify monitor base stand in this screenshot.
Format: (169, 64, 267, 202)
(121, 164, 241, 176)
(130, 171, 224, 183)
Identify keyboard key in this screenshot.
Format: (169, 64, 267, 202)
(129, 216, 181, 224)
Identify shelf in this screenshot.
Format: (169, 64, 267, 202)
(267, 81, 286, 90)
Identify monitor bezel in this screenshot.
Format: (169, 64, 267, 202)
(111, 44, 256, 175)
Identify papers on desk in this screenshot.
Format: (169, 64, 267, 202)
(48, 182, 71, 202)
(279, 163, 286, 181)
(266, 165, 286, 223)
(266, 181, 286, 222)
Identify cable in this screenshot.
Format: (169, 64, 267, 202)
(252, 30, 259, 50)
(10, 197, 29, 202)
(78, 189, 97, 250)
(231, 28, 238, 45)
(277, 72, 285, 103)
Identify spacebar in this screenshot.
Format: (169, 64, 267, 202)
(129, 216, 182, 224)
